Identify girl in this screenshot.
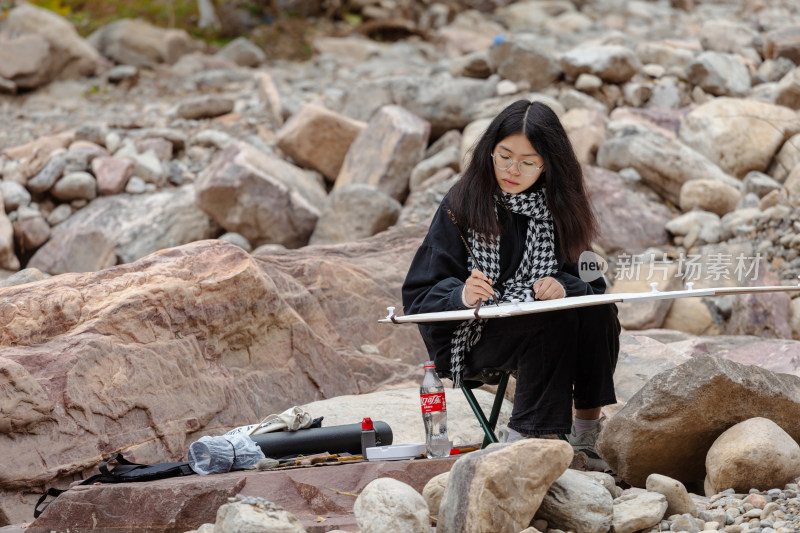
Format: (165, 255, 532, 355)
(402, 99, 620, 470)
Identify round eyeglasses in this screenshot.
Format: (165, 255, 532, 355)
(491, 153, 543, 176)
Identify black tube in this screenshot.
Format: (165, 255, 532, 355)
(250, 421, 393, 459)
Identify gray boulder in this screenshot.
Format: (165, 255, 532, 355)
(597, 355, 800, 487)
(335, 105, 430, 202)
(51, 184, 220, 264)
(534, 469, 613, 533)
(0, 33, 52, 90)
(215, 37, 266, 67)
(341, 75, 496, 138)
(597, 127, 739, 205)
(687, 51, 751, 97)
(665, 210, 722, 245)
(775, 68, 800, 110)
(88, 18, 202, 66)
(409, 146, 461, 191)
(678, 97, 800, 179)
(743, 171, 782, 198)
(766, 132, 800, 183)
(439, 439, 573, 533)
(700, 20, 758, 55)
(561, 45, 641, 84)
(2, 3, 99, 84)
(27, 227, 116, 275)
(487, 34, 561, 90)
(584, 166, 672, 253)
(764, 26, 800, 64)
(309, 184, 401, 246)
(195, 142, 325, 248)
(636, 42, 694, 72)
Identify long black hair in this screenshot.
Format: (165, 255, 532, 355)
(448, 99, 596, 263)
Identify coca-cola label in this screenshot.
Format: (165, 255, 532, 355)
(420, 392, 446, 413)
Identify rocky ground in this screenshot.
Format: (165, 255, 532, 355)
(2, 0, 800, 336)
(2, 0, 800, 531)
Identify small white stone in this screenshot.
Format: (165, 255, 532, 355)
(218, 232, 252, 252)
(646, 473, 699, 517)
(192, 129, 233, 149)
(612, 492, 668, 533)
(51, 171, 97, 201)
(643, 63, 666, 78)
(575, 73, 603, 91)
(496, 79, 519, 96)
(125, 176, 147, 194)
(47, 204, 73, 226)
(16, 204, 40, 220)
(0, 180, 31, 211)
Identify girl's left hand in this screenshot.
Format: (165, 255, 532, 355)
(533, 277, 566, 300)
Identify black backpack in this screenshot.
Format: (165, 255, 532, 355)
(34, 453, 195, 518)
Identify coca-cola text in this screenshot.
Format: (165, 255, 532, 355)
(420, 392, 446, 413)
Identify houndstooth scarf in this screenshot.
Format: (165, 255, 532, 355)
(449, 188, 558, 387)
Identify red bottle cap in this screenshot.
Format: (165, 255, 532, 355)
(361, 417, 374, 430)
(424, 361, 435, 368)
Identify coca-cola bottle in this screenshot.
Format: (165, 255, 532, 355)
(420, 361, 450, 458)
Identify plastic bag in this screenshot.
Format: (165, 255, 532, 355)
(225, 406, 314, 437)
(187, 433, 265, 475)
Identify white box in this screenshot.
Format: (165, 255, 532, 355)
(365, 442, 427, 461)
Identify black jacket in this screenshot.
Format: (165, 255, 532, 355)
(401, 193, 607, 365)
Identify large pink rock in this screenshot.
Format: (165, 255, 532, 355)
(583, 166, 672, 253)
(0, 228, 428, 524)
(254, 225, 429, 365)
(28, 458, 456, 533)
(277, 104, 367, 182)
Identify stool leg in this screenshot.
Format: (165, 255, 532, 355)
(488, 373, 509, 432)
(461, 385, 498, 447)
(482, 373, 510, 448)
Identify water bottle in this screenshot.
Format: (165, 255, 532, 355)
(420, 361, 450, 458)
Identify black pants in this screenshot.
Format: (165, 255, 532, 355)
(465, 304, 620, 436)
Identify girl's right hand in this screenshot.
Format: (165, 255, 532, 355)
(464, 269, 495, 306)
